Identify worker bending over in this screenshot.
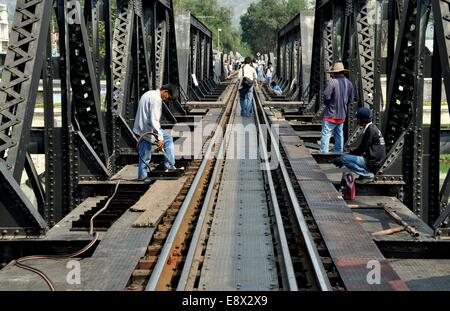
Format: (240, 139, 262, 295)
(133, 84, 180, 180)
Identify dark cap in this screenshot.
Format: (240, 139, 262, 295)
(356, 107, 373, 122)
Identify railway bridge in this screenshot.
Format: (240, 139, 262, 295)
(0, 0, 449, 291)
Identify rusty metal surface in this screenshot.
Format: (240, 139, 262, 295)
(335, 259, 409, 291)
(349, 196, 435, 241)
(388, 259, 450, 291)
(278, 134, 408, 290)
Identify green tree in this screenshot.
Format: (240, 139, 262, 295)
(174, 0, 243, 53)
(240, 0, 309, 55)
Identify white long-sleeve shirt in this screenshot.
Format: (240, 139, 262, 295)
(238, 64, 257, 89)
(133, 90, 164, 142)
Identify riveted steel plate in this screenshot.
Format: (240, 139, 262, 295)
(290, 162, 329, 181)
(335, 259, 409, 291)
(278, 126, 298, 136)
(199, 114, 278, 291)
(278, 128, 407, 290)
(388, 259, 450, 291)
(298, 180, 346, 204)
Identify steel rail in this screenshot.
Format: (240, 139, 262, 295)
(252, 94, 299, 291)
(253, 90, 332, 291)
(145, 81, 239, 291)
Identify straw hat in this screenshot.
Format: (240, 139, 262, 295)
(327, 62, 350, 73)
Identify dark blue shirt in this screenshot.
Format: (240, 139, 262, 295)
(323, 75, 354, 120)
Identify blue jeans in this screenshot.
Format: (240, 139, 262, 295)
(266, 76, 272, 85)
(239, 86, 254, 117)
(320, 120, 344, 153)
(340, 154, 374, 179)
(138, 130, 175, 179)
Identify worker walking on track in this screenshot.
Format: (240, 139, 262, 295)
(319, 62, 354, 153)
(133, 84, 180, 180)
(238, 56, 258, 117)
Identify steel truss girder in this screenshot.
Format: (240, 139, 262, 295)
(0, 0, 54, 181)
(432, 0, 450, 226)
(309, 2, 346, 118)
(166, 2, 180, 89)
(345, 0, 382, 148)
(176, 12, 213, 101)
(0, 164, 47, 236)
(384, 0, 431, 218)
(312, 12, 335, 122)
(68, 7, 110, 171)
(111, 0, 135, 118)
(277, 14, 302, 100)
(0, 0, 185, 237)
(154, 17, 167, 89)
(352, 1, 375, 121)
(0, 0, 54, 235)
(191, 30, 198, 84)
(109, 0, 179, 172)
(308, 8, 323, 107)
(109, 0, 137, 171)
(151, 2, 182, 117)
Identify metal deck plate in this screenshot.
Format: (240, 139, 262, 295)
(388, 259, 450, 291)
(198, 114, 278, 291)
(349, 196, 435, 241)
(80, 210, 154, 290)
(280, 135, 408, 290)
(0, 209, 155, 291)
(44, 197, 108, 241)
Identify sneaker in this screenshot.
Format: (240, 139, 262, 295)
(332, 158, 344, 168)
(164, 166, 185, 173)
(139, 177, 152, 184)
(355, 176, 374, 184)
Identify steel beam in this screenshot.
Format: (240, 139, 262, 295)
(384, 0, 431, 217)
(0, 0, 54, 235)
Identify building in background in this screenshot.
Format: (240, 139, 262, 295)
(0, 4, 8, 54)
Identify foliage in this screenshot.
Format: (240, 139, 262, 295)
(240, 0, 309, 55)
(174, 0, 243, 53)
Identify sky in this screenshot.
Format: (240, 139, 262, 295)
(0, 0, 316, 26)
(218, 0, 315, 27)
(217, 0, 257, 27)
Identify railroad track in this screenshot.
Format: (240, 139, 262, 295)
(126, 80, 239, 291)
(126, 85, 345, 291)
(252, 91, 341, 290)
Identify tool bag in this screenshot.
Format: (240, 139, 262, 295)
(340, 173, 356, 200)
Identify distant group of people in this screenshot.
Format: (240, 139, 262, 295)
(235, 57, 385, 184)
(223, 62, 234, 78)
(320, 62, 386, 184)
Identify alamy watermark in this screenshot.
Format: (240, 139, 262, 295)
(67, 0, 81, 25)
(171, 116, 281, 170)
(366, 260, 381, 285)
(66, 260, 81, 285)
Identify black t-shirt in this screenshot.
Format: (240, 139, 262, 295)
(350, 123, 386, 172)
